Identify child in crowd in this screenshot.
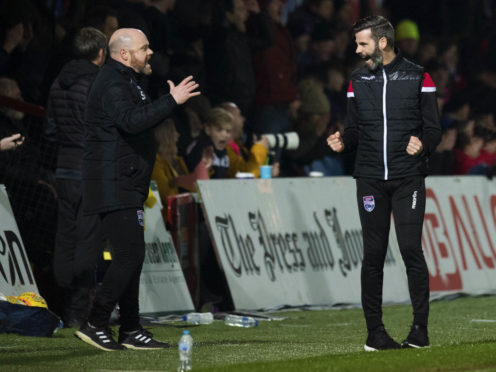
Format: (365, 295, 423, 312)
(220, 102, 270, 178)
(186, 107, 233, 179)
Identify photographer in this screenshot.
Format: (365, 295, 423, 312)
(284, 78, 342, 176)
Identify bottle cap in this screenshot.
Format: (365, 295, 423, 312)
(183, 330, 190, 335)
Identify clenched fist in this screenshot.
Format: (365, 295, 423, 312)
(327, 131, 344, 152)
(406, 136, 423, 155)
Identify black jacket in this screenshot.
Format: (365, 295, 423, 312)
(343, 53, 441, 180)
(47, 59, 99, 175)
(204, 13, 271, 115)
(83, 58, 177, 214)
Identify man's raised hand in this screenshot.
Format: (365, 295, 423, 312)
(167, 76, 200, 105)
(327, 131, 344, 152)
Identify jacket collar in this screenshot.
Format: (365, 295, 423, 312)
(107, 57, 141, 81)
(383, 48, 402, 73)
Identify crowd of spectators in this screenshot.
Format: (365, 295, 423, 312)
(1, 0, 496, 313)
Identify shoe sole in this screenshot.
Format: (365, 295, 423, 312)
(75, 331, 124, 352)
(121, 343, 168, 350)
(403, 342, 430, 349)
(364, 344, 378, 351)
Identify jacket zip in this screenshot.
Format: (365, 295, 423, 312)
(382, 69, 388, 180)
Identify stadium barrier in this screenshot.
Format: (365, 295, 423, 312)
(0, 185, 38, 296)
(167, 192, 201, 308)
(197, 176, 496, 310)
(139, 185, 194, 314)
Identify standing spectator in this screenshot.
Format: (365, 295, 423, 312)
(250, 0, 298, 134)
(286, 0, 334, 35)
(46, 27, 107, 328)
(84, 6, 120, 40)
(204, 0, 271, 122)
(75, 28, 199, 351)
(327, 16, 441, 351)
(394, 19, 420, 62)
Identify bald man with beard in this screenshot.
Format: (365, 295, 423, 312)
(75, 28, 200, 351)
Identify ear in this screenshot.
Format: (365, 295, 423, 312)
(96, 48, 106, 66)
(204, 125, 212, 136)
(379, 36, 388, 51)
(120, 48, 129, 61)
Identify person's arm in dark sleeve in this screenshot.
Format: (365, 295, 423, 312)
(419, 72, 441, 156)
(342, 80, 359, 153)
(103, 82, 177, 134)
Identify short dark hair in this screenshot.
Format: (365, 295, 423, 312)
(73, 27, 107, 61)
(352, 15, 395, 49)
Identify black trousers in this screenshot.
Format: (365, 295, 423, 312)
(88, 208, 145, 332)
(53, 179, 103, 322)
(54, 179, 103, 288)
(356, 176, 429, 331)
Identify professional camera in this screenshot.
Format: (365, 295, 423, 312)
(474, 125, 496, 142)
(263, 132, 300, 151)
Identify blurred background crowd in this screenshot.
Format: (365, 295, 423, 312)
(1, 0, 496, 317)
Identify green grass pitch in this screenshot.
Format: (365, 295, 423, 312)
(1, 296, 496, 371)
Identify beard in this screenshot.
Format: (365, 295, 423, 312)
(361, 44, 383, 71)
(130, 53, 152, 75)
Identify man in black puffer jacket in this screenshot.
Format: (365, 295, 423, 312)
(46, 27, 107, 328)
(327, 16, 441, 351)
(74, 27, 199, 352)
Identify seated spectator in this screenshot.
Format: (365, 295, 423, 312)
(475, 113, 496, 170)
(454, 119, 487, 175)
(429, 126, 457, 175)
(186, 107, 233, 179)
(441, 93, 470, 131)
(219, 102, 270, 178)
(152, 119, 211, 204)
(284, 78, 343, 176)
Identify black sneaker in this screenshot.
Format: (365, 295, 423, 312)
(364, 326, 401, 351)
(402, 324, 430, 348)
(75, 322, 125, 351)
(118, 328, 170, 350)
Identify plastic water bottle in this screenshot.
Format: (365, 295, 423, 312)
(224, 314, 258, 328)
(178, 330, 193, 372)
(182, 312, 214, 325)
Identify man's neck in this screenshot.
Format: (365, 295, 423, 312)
(382, 49, 396, 66)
